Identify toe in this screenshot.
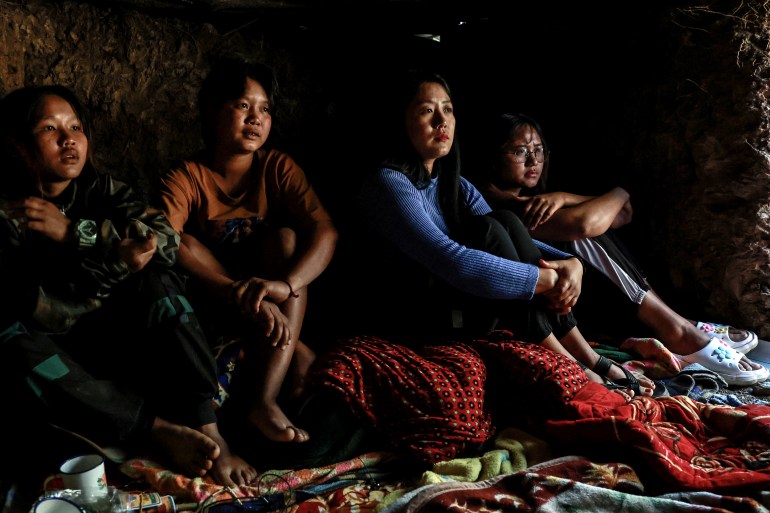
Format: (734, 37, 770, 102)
(729, 327, 748, 342)
(292, 427, 310, 442)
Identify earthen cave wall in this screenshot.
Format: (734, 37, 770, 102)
(629, 3, 770, 337)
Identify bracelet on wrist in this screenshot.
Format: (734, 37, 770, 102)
(281, 279, 299, 298)
(571, 255, 586, 272)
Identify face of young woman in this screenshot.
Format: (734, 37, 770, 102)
(405, 81, 454, 172)
(28, 94, 88, 193)
(498, 124, 544, 190)
(213, 77, 272, 155)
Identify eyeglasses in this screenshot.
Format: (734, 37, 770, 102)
(502, 147, 547, 163)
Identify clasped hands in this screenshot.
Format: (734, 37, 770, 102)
(536, 257, 583, 314)
(228, 277, 295, 348)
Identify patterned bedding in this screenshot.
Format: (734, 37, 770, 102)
(120, 331, 770, 512)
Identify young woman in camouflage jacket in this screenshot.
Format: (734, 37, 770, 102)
(0, 85, 256, 488)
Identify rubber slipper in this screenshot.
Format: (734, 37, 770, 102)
(675, 337, 769, 386)
(676, 364, 728, 388)
(661, 367, 723, 401)
(660, 373, 696, 397)
(689, 373, 723, 402)
(696, 321, 758, 354)
(593, 355, 654, 397)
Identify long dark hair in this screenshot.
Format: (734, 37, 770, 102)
(377, 69, 464, 231)
(486, 112, 551, 196)
(0, 85, 94, 194)
(197, 53, 279, 149)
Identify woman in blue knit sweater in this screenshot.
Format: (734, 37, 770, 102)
(354, 70, 655, 396)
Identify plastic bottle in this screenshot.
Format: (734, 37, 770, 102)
(110, 490, 176, 513)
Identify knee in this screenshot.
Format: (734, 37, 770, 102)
(264, 226, 297, 263)
(489, 209, 526, 232)
(465, 215, 507, 246)
(276, 226, 297, 258)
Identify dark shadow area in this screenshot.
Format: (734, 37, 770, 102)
(295, 1, 678, 348)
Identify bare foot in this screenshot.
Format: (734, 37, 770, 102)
(584, 368, 608, 384)
(585, 358, 655, 397)
(200, 423, 257, 487)
(739, 354, 765, 372)
(688, 319, 753, 343)
(728, 326, 752, 342)
(248, 402, 310, 442)
(585, 368, 636, 397)
(604, 362, 656, 396)
(686, 331, 761, 371)
(150, 417, 220, 478)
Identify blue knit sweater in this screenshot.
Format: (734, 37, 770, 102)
(358, 167, 573, 301)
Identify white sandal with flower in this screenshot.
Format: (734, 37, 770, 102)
(675, 337, 768, 386)
(695, 321, 758, 354)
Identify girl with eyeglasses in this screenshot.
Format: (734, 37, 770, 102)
(353, 70, 658, 397)
(472, 112, 767, 387)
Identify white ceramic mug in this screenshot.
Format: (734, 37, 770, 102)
(50, 454, 109, 501)
(33, 497, 85, 513)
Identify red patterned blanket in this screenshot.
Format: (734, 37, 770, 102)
(123, 331, 770, 510)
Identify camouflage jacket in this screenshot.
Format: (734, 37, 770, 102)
(0, 166, 180, 334)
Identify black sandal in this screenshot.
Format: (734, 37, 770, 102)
(592, 355, 642, 395)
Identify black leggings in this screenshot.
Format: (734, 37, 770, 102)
(452, 209, 577, 343)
